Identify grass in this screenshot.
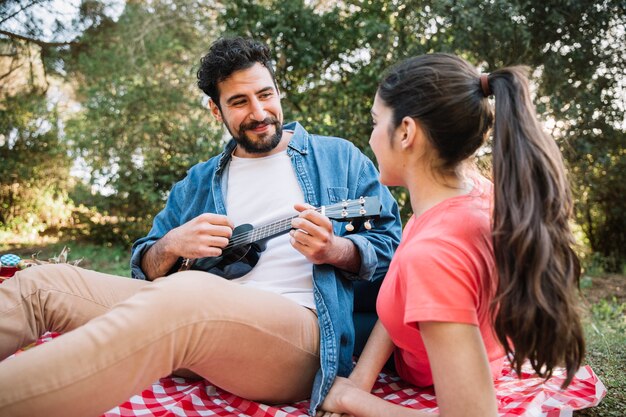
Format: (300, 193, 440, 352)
(1, 240, 132, 277)
(575, 279, 626, 416)
(1, 240, 624, 415)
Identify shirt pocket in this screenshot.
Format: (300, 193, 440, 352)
(327, 187, 349, 204)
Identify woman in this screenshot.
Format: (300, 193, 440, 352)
(318, 54, 584, 417)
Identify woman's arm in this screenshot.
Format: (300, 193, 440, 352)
(318, 376, 434, 417)
(319, 321, 498, 417)
(349, 320, 395, 391)
(317, 320, 396, 416)
(420, 321, 497, 417)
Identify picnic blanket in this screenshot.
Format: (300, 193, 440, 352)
(20, 333, 606, 417)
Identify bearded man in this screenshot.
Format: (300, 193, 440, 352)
(0, 37, 401, 417)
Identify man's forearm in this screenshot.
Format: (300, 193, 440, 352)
(328, 236, 362, 273)
(140, 237, 180, 281)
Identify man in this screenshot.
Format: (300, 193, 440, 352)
(0, 37, 401, 417)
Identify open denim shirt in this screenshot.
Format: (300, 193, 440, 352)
(130, 121, 402, 414)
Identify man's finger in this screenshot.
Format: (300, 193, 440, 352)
(290, 229, 310, 246)
(197, 212, 235, 228)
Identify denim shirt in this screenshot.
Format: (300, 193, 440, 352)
(130, 121, 402, 414)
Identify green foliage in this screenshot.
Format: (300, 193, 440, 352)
(224, 0, 439, 151)
(0, 92, 74, 237)
(433, 0, 626, 270)
(223, 0, 626, 265)
(583, 252, 626, 278)
(1, 0, 624, 265)
(590, 298, 626, 331)
(63, 0, 225, 236)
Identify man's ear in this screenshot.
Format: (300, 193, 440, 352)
(208, 98, 223, 122)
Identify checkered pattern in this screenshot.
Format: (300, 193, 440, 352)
(0, 254, 21, 267)
(20, 333, 607, 417)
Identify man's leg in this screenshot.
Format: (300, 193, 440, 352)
(0, 270, 320, 417)
(0, 264, 148, 359)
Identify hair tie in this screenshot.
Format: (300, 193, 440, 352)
(480, 73, 492, 97)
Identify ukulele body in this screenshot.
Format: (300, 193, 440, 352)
(189, 223, 267, 279)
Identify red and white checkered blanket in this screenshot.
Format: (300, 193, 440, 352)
(21, 333, 607, 417)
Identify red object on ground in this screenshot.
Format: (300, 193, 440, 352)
(0, 266, 19, 281)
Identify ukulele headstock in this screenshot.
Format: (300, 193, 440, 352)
(323, 196, 381, 231)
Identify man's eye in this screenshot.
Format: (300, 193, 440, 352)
(260, 93, 272, 99)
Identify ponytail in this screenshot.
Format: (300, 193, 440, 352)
(488, 67, 584, 387)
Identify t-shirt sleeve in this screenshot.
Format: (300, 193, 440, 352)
(400, 238, 480, 326)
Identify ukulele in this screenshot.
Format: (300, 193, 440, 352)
(178, 196, 381, 279)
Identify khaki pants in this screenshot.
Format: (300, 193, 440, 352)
(0, 264, 320, 417)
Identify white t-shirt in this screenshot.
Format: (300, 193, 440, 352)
(226, 149, 315, 309)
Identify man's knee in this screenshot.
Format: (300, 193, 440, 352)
(11, 264, 78, 289)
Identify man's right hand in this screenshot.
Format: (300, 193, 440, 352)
(141, 213, 234, 280)
(165, 213, 234, 259)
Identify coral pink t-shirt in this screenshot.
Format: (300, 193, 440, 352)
(377, 175, 504, 387)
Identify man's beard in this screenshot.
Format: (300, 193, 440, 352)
(232, 117, 283, 154)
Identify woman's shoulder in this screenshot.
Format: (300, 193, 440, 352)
(441, 175, 492, 234)
(400, 191, 493, 266)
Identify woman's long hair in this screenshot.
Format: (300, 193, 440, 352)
(378, 53, 584, 386)
(489, 66, 584, 386)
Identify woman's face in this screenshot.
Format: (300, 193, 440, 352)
(369, 93, 404, 186)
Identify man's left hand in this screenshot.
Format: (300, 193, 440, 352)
(290, 203, 361, 273)
(290, 203, 338, 265)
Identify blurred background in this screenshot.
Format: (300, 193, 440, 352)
(0, 1, 624, 415)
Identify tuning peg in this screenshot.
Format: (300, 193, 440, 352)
(364, 220, 372, 230)
(345, 221, 355, 232)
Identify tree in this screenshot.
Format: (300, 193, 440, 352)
(431, 0, 626, 269)
(0, 91, 73, 235)
(222, 0, 625, 269)
(0, 0, 101, 238)
(2, 0, 623, 266)
(2, 0, 226, 244)
(61, 0, 225, 242)
(0, 0, 114, 90)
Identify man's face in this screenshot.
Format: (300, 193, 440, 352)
(210, 63, 284, 157)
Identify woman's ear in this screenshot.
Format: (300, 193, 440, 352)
(399, 116, 423, 150)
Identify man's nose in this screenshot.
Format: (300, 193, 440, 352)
(249, 99, 266, 121)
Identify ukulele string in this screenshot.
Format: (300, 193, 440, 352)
(223, 200, 367, 248)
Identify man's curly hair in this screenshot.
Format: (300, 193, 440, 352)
(197, 37, 276, 109)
